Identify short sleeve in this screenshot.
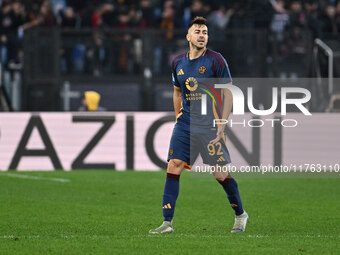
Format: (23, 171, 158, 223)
(216, 54, 232, 83)
(171, 65, 180, 87)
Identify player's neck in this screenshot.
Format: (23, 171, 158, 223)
(188, 47, 206, 60)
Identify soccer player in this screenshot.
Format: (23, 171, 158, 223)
(149, 17, 248, 234)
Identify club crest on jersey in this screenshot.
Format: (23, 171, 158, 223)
(185, 77, 198, 91)
(169, 149, 174, 156)
(198, 65, 207, 74)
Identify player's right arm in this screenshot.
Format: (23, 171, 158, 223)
(173, 86, 182, 117)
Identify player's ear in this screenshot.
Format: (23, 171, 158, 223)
(186, 33, 190, 42)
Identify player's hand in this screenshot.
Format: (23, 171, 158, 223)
(209, 126, 224, 145)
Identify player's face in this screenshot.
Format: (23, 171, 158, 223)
(187, 24, 208, 50)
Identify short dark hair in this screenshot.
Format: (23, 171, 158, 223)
(188, 16, 207, 30)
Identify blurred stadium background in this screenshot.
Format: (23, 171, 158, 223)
(0, 0, 340, 112)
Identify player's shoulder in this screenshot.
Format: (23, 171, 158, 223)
(171, 52, 187, 70)
(205, 48, 227, 68)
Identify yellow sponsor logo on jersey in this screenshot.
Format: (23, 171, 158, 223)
(185, 77, 198, 91)
(177, 69, 184, 75)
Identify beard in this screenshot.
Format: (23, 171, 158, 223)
(190, 41, 206, 50)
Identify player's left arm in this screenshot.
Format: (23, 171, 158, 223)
(220, 84, 233, 125)
(210, 85, 233, 144)
(210, 54, 233, 144)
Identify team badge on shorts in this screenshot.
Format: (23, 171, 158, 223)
(199, 65, 207, 74)
(169, 149, 174, 156)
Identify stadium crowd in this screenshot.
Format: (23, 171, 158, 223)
(1, 0, 339, 31)
(1, 0, 340, 71)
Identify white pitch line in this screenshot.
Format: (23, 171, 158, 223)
(0, 235, 15, 239)
(1, 173, 70, 183)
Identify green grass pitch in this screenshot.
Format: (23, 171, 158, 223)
(0, 171, 339, 254)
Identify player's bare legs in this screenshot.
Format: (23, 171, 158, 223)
(167, 159, 186, 175)
(212, 166, 249, 233)
(149, 159, 186, 234)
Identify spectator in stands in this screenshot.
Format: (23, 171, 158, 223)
(288, 0, 305, 28)
(139, 0, 154, 27)
(67, 0, 85, 14)
(207, 4, 233, 35)
(280, 0, 307, 55)
(129, 6, 147, 28)
(159, 0, 179, 39)
(0, 1, 26, 68)
(80, 2, 97, 27)
(99, 3, 115, 28)
(227, 0, 253, 30)
(270, 0, 289, 41)
(113, 7, 133, 73)
(1, 0, 339, 77)
(37, 0, 57, 27)
(319, 4, 338, 36)
(183, 0, 209, 28)
(91, 5, 101, 28)
(60, 6, 77, 28)
(1, 0, 339, 36)
(23, 0, 44, 19)
(304, 0, 320, 38)
(81, 3, 113, 75)
(116, 7, 131, 28)
(336, 1, 340, 32)
(153, 0, 180, 74)
(59, 6, 77, 74)
(21, 0, 56, 29)
(249, 0, 274, 29)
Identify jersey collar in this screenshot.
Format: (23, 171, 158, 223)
(187, 48, 207, 60)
